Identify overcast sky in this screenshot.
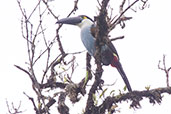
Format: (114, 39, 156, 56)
(0, 0, 171, 114)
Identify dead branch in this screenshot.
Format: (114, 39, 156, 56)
(78, 53, 92, 95)
(42, 0, 59, 19)
(158, 55, 171, 87)
(109, 0, 139, 31)
(98, 87, 171, 113)
(40, 98, 56, 113)
(23, 92, 41, 114)
(110, 36, 125, 41)
(6, 99, 23, 114)
(57, 92, 69, 114)
(139, 0, 149, 10)
(40, 82, 67, 89)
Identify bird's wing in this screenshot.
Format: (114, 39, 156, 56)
(90, 24, 120, 60)
(90, 24, 96, 39)
(105, 40, 120, 60)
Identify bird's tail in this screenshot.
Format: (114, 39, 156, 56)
(111, 61, 132, 92)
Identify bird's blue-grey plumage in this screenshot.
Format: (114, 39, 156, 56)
(56, 15, 132, 92)
(80, 24, 114, 66)
(80, 24, 95, 56)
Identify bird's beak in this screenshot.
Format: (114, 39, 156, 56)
(56, 16, 82, 25)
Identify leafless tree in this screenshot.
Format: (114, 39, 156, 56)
(11, 0, 171, 114)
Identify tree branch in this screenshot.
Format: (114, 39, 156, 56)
(57, 92, 69, 114)
(158, 55, 171, 87)
(109, 0, 139, 31)
(85, 0, 110, 113)
(98, 87, 171, 113)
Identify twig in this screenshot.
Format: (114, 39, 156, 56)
(23, 92, 41, 114)
(66, 0, 79, 18)
(27, 0, 41, 20)
(42, 0, 59, 19)
(109, 0, 139, 31)
(40, 98, 56, 113)
(14, 65, 40, 89)
(55, 0, 80, 57)
(78, 53, 92, 95)
(110, 36, 125, 41)
(40, 82, 67, 89)
(14, 65, 31, 77)
(103, 79, 117, 86)
(120, 0, 127, 13)
(139, 0, 149, 10)
(6, 99, 23, 114)
(158, 55, 171, 87)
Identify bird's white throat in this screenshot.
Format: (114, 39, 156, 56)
(77, 19, 93, 29)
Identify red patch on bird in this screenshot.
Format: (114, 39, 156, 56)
(111, 55, 118, 68)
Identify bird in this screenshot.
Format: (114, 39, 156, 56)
(56, 15, 132, 92)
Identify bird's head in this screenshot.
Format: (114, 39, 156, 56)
(56, 15, 94, 28)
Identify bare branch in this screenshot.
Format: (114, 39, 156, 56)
(158, 55, 171, 87)
(109, 0, 139, 31)
(67, 0, 79, 17)
(40, 98, 56, 113)
(27, 0, 41, 20)
(98, 87, 171, 113)
(110, 36, 125, 41)
(14, 65, 31, 76)
(6, 99, 24, 114)
(78, 53, 92, 95)
(139, 0, 149, 10)
(42, 0, 59, 19)
(40, 82, 67, 89)
(23, 92, 41, 114)
(57, 92, 69, 114)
